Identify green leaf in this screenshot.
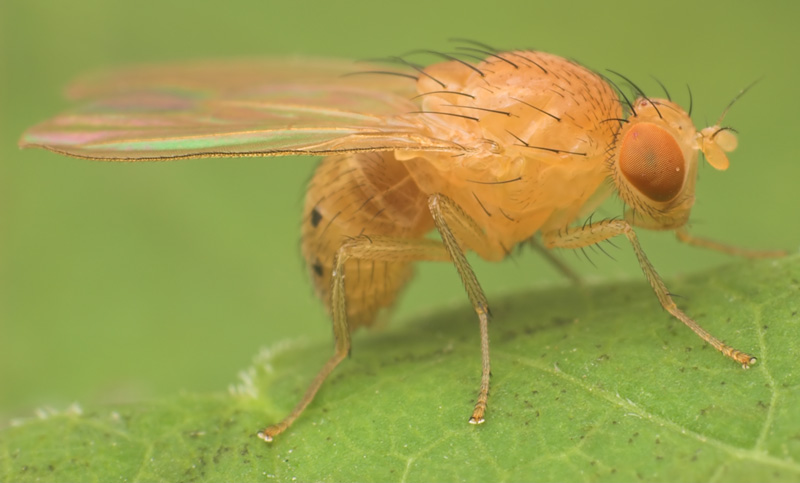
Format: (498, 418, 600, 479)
(2, 255, 799, 482)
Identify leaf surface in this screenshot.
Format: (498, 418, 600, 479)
(2, 256, 799, 482)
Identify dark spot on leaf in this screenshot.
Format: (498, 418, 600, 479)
(214, 446, 231, 464)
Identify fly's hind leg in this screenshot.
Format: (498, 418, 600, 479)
(542, 219, 757, 368)
(258, 235, 451, 442)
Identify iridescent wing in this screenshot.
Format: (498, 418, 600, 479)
(20, 58, 468, 161)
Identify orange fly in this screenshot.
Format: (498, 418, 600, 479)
(19, 42, 786, 442)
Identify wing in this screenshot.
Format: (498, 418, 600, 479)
(19, 58, 468, 161)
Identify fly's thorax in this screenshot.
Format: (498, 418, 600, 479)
(405, 50, 626, 203)
(610, 98, 705, 230)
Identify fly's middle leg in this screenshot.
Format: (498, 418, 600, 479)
(428, 193, 506, 425)
(528, 237, 583, 285)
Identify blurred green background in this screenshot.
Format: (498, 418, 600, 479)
(1, 0, 798, 424)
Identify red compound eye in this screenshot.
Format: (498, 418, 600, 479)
(619, 122, 685, 202)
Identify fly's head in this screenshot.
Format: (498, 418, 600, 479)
(610, 97, 737, 230)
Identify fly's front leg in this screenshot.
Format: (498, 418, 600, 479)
(428, 193, 504, 425)
(675, 227, 787, 258)
(258, 235, 450, 442)
(542, 219, 757, 368)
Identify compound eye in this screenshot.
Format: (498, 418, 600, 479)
(619, 122, 686, 202)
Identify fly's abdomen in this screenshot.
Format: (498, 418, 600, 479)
(301, 152, 433, 329)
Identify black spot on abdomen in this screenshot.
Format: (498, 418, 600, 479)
(310, 207, 323, 228)
(312, 259, 324, 278)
